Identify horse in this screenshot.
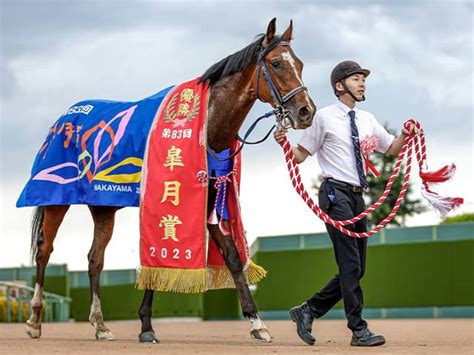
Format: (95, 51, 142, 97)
(24, 18, 316, 342)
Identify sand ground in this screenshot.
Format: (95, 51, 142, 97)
(0, 318, 473, 354)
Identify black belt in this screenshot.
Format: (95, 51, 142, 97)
(324, 178, 366, 193)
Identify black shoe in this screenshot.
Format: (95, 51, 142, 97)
(289, 302, 316, 345)
(351, 328, 386, 346)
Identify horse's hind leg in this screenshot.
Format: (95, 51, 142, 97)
(26, 205, 69, 339)
(87, 205, 118, 341)
(207, 224, 272, 342)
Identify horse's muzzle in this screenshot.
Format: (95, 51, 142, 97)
(292, 104, 315, 129)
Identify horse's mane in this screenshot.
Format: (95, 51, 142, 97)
(199, 35, 283, 84)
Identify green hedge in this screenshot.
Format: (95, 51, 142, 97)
(70, 286, 204, 321)
(203, 289, 240, 320)
(70, 286, 242, 321)
(254, 240, 474, 310)
(254, 247, 339, 310)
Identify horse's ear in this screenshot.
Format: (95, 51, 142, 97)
(281, 20, 293, 42)
(263, 17, 277, 46)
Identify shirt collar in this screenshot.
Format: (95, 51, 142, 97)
(336, 101, 359, 117)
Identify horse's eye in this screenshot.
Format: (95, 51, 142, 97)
(271, 61, 282, 69)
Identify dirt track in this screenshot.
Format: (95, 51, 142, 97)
(1, 319, 473, 354)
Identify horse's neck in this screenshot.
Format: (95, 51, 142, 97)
(207, 67, 256, 152)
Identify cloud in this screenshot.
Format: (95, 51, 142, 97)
(289, 2, 473, 108)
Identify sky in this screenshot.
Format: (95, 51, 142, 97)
(1, 0, 472, 270)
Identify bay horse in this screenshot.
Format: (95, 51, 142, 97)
(25, 18, 316, 342)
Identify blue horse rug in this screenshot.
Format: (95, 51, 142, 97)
(17, 86, 174, 207)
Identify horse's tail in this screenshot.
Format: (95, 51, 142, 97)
(30, 206, 45, 265)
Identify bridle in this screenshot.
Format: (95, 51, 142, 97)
(254, 40, 307, 129)
(208, 40, 309, 161)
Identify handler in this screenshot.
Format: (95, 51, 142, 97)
(274, 60, 419, 347)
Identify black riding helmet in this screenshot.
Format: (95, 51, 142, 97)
(330, 60, 370, 101)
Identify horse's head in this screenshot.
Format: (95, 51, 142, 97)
(254, 18, 316, 129)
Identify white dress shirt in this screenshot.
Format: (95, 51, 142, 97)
(298, 101, 395, 187)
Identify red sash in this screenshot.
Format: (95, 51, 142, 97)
(137, 77, 266, 293)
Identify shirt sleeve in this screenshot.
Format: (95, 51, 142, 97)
(297, 111, 324, 156)
(371, 115, 395, 153)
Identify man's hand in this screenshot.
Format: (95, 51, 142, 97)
(273, 126, 288, 145)
(388, 122, 422, 156)
(401, 122, 421, 136)
(273, 126, 310, 163)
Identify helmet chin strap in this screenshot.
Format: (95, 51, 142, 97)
(339, 80, 365, 102)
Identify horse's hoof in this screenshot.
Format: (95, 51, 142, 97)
(139, 331, 160, 343)
(25, 322, 41, 339)
(250, 328, 272, 343)
(95, 329, 114, 341)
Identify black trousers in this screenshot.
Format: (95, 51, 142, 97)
(307, 180, 368, 331)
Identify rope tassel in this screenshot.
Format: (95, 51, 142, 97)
(420, 163, 457, 183)
(421, 186, 464, 217)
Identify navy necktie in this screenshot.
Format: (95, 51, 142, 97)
(348, 110, 367, 188)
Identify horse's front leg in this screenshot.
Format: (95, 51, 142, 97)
(87, 206, 117, 340)
(138, 289, 159, 343)
(208, 223, 272, 342)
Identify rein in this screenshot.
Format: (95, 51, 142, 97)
(278, 119, 463, 238)
(207, 108, 279, 162)
(208, 41, 307, 162)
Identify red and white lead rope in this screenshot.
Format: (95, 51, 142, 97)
(279, 119, 464, 238)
